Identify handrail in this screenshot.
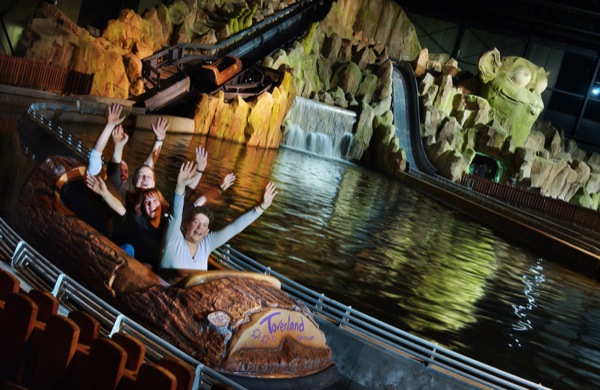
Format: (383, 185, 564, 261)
(143, 0, 315, 60)
(408, 169, 600, 257)
(25, 101, 144, 164)
(212, 245, 549, 390)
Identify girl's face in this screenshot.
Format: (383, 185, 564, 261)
(142, 193, 161, 219)
(183, 213, 210, 243)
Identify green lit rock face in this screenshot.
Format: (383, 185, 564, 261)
(478, 48, 547, 147)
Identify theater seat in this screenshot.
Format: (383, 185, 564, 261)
(29, 314, 80, 390)
(157, 356, 195, 390)
(0, 293, 38, 383)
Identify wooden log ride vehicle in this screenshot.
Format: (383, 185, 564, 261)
(197, 55, 243, 87)
(13, 155, 339, 388)
(211, 65, 285, 102)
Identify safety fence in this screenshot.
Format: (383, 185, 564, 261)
(460, 174, 600, 232)
(0, 54, 93, 95)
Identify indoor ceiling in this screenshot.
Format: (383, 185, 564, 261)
(395, 0, 600, 53)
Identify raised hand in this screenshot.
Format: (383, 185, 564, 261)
(85, 174, 126, 216)
(112, 125, 129, 148)
(152, 117, 169, 140)
(220, 172, 236, 192)
(85, 174, 108, 197)
(260, 182, 278, 210)
(195, 146, 208, 172)
(176, 161, 197, 193)
(107, 103, 125, 127)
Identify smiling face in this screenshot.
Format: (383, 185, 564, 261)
(134, 166, 155, 190)
(183, 212, 210, 243)
(142, 192, 162, 220)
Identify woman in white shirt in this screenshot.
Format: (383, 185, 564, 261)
(160, 161, 278, 271)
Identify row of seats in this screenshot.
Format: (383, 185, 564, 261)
(0, 268, 196, 390)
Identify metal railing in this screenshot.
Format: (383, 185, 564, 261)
(212, 245, 549, 390)
(402, 167, 600, 259)
(0, 217, 246, 390)
(25, 101, 145, 163)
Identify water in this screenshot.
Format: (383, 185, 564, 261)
(282, 96, 355, 159)
(2, 94, 600, 389)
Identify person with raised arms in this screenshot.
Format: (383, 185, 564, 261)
(85, 166, 236, 269)
(160, 161, 278, 271)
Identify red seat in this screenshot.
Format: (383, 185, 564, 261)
(0, 269, 20, 308)
(0, 293, 38, 383)
(28, 314, 80, 390)
(27, 289, 59, 324)
(111, 332, 146, 375)
(133, 362, 176, 390)
(68, 310, 100, 347)
(78, 337, 127, 390)
(157, 356, 195, 390)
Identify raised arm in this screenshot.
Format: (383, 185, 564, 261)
(193, 172, 236, 207)
(85, 174, 126, 216)
(175, 160, 198, 195)
(143, 117, 169, 169)
(187, 146, 208, 190)
(209, 182, 278, 249)
(88, 103, 125, 175)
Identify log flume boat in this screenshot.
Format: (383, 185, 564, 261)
(10, 155, 339, 389)
(1, 100, 553, 389)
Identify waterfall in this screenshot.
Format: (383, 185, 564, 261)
(282, 96, 356, 159)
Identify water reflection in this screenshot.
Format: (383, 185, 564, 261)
(1, 99, 600, 388)
(510, 258, 545, 339)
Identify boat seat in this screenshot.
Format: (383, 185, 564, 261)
(0, 292, 38, 383)
(133, 362, 176, 390)
(68, 310, 101, 348)
(111, 332, 146, 375)
(27, 289, 59, 324)
(28, 314, 80, 390)
(157, 356, 195, 390)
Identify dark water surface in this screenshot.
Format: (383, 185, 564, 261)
(1, 94, 599, 389)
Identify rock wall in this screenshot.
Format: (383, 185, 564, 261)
(415, 49, 600, 210)
(18, 0, 298, 99)
(263, 0, 420, 175)
(193, 70, 296, 149)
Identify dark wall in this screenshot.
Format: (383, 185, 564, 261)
(77, 0, 141, 30)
